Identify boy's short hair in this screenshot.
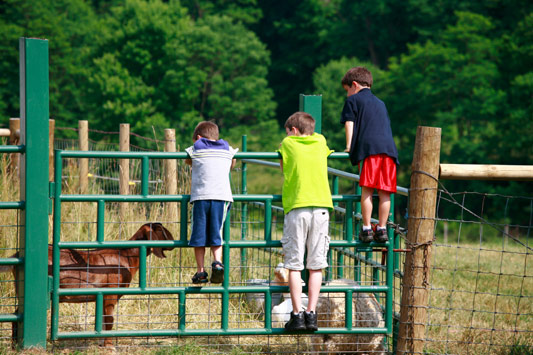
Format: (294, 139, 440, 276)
(284, 112, 315, 135)
(193, 121, 219, 140)
(341, 67, 373, 88)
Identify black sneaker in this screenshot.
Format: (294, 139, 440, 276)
(374, 228, 389, 243)
(210, 261, 224, 283)
(304, 311, 318, 331)
(285, 312, 306, 331)
(192, 271, 208, 284)
(360, 228, 374, 243)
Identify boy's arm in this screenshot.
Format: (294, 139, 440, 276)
(231, 158, 236, 169)
(344, 121, 354, 152)
(185, 158, 192, 166)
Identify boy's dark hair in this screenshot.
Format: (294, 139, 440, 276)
(193, 121, 219, 140)
(284, 112, 315, 135)
(341, 67, 373, 88)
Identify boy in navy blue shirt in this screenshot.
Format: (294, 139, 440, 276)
(340, 67, 399, 243)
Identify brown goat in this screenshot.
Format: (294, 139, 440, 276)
(1, 222, 175, 347)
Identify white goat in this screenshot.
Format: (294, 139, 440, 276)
(270, 265, 386, 354)
(312, 278, 386, 354)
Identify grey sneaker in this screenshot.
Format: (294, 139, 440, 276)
(360, 228, 374, 243)
(304, 311, 318, 331)
(285, 312, 306, 331)
(374, 228, 389, 243)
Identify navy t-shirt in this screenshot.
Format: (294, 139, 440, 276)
(340, 88, 399, 166)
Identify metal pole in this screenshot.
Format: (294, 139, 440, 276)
(18, 37, 49, 348)
(119, 123, 130, 220)
(240, 135, 248, 281)
(299, 94, 322, 133)
(79, 120, 89, 194)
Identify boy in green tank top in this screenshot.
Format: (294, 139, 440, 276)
(278, 112, 333, 331)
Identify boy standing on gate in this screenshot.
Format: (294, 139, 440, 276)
(278, 112, 333, 331)
(185, 121, 238, 284)
(340, 66, 399, 243)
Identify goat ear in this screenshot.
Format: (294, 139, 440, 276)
(152, 247, 166, 258)
(149, 223, 168, 258)
(131, 224, 151, 241)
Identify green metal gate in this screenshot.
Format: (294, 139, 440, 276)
(50, 149, 397, 343)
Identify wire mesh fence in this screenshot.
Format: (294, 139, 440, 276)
(395, 187, 532, 355)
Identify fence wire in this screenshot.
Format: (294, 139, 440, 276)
(397, 187, 532, 355)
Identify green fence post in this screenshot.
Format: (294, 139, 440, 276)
(97, 200, 105, 242)
(392, 194, 400, 271)
(222, 210, 231, 331)
(299, 94, 322, 133)
(241, 135, 248, 281)
(355, 183, 362, 283)
(17, 37, 49, 348)
(51, 151, 63, 341)
(332, 176, 339, 207)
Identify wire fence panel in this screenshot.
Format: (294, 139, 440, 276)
(397, 188, 532, 355)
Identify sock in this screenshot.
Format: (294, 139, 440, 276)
(362, 225, 372, 231)
(377, 226, 386, 231)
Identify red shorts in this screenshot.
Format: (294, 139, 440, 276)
(359, 154, 397, 193)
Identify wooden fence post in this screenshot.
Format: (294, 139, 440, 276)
(49, 119, 54, 181)
(397, 126, 441, 354)
(119, 123, 130, 220)
(79, 120, 88, 194)
(164, 129, 178, 221)
(9, 117, 20, 174)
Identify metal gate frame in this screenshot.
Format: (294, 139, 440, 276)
(50, 149, 394, 342)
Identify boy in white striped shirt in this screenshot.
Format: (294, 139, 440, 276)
(185, 121, 238, 284)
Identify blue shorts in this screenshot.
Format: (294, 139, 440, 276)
(189, 200, 231, 247)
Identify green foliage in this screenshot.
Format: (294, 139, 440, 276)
(181, 0, 263, 25)
(0, 0, 99, 124)
(163, 14, 276, 137)
(0, 0, 276, 145)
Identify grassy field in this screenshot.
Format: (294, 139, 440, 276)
(0, 153, 532, 354)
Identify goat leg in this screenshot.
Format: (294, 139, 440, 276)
(102, 296, 118, 347)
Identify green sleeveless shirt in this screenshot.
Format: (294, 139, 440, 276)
(278, 133, 334, 214)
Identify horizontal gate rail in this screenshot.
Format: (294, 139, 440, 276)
(0, 145, 24, 153)
(0, 201, 24, 209)
(56, 285, 390, 296)
(57, 326, 389, 340)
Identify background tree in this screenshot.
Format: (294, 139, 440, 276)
(181, 0, 263, 25)
(0, 0, 98, 126)
(0, 0, 530, 201)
